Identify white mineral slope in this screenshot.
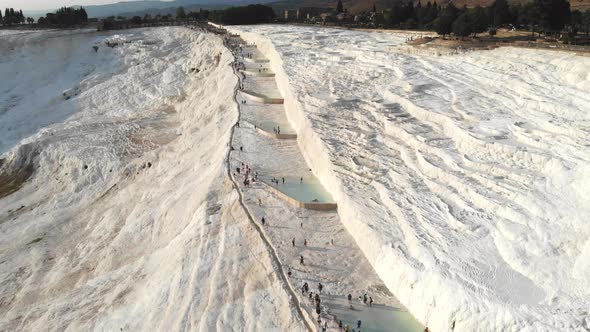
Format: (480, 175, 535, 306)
(0, 28, 305, 331)
(229, 25, 590, 331)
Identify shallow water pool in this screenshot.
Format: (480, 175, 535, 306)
(323, 295, 424, 332)
(265, 176, 334, 203)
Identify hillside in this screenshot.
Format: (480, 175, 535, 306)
(24, 0, 275, 19)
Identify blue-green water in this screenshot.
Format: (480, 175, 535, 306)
(265, 176, 334, 203)
(324, 295, 424, 332)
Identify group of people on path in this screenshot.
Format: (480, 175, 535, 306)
(347, 293, 373, 309)
(235, 162, 259, 187)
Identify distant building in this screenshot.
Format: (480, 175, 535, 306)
(284, 9, 297, 20)
(297, 7, 331, 20)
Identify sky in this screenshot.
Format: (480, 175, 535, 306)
(4, 0, 168, 11)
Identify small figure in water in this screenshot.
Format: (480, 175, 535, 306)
(357, 320, 361, 329)
(339, 320, 343, 330)
(300, 177, 303, 183)
(282, 177, 285, 184)
(300, 255, 305, 265)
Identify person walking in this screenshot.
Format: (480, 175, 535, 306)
(304, 239, 307, 247)
(318, 283, 323, 294)
(261, 217, 265, 226)
(369, 296, 373, 307)
(292, 238, 295, 247)
(300, 255, 305, 265)
(348, 294, 353, 309)
(357, 320, 362, 329)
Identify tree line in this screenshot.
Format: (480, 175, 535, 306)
(37, 7, 88, 27)
(208, 4, 275, 25)
(1, 8, 34, 25)
(373, 0, 590, 37)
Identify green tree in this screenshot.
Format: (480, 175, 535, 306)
(493, 0, 510, 26)
(583, 10, 590, 35)
(337, 0, 344, 13)
(436, 4, 457, 37)
(470, 6, 488, 36)
(453, 12, 473, 37)
(176, 6, 186, 20)
(535, 0, 570, 32)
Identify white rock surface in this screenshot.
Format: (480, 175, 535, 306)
(0, 27, 305, 331)
(229, 24, 590, 332)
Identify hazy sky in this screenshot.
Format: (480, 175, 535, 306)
(5, 0, 168, 11)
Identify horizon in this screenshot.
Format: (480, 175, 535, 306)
(3, 0, 173, 12)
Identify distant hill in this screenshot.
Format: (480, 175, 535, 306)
(23, 0, 589, 20)
(24, 0, 275, 19)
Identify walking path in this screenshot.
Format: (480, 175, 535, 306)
(223, 31, 424, 332)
